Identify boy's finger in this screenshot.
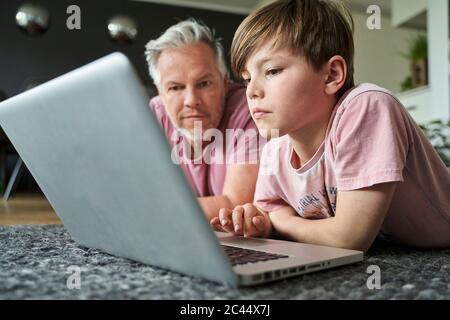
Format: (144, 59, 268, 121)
(218, 208, 235, 234)
(218, 208, 232, 226)
(210, 217, 220, 225)
(210, 217, 225, 232)
(243, 205, 258, 237)
(252, 216, 266, 233)
(232, 207, 244, 235)
(252, 215, 271, 237)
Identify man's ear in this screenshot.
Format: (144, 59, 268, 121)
(156, 83, 168, 106)
(324, 56, 347, 96)
(223, 74, 229, 90)
(154, 80, 162, 95)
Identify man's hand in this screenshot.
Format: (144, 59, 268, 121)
(210, 203, 272, 238)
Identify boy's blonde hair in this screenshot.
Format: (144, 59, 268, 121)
(231, 0, 354, 98)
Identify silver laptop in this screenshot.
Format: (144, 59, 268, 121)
(0, 52, 363, 287)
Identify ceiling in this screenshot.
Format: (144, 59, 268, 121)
(133, 0, 392, 15)
(132, 0, 261, 14)
(349, 0, 391, 15)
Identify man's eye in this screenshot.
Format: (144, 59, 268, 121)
(266, 68, 283, 77)
(169, 86, 182, 92)
(198, 80, 212, 88)
(242, 78, 250, 86)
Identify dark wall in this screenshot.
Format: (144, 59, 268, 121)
(0, 0, 245, 97)
(0, 0, 245, 194)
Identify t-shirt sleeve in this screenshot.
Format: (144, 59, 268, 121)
(149, 96, 174, 142)
(149, 97, 166, 127)
(333, 92, 410, 191)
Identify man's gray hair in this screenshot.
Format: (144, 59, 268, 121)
(145, 18, 229, 86)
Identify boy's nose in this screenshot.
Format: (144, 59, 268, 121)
(246, 80, 264, 100)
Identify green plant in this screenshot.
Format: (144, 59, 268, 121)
(399, 34, 428, 91)
(401, 33, 428, 62)
(419, 119, 450, 166)
(400, 76, 412, 92)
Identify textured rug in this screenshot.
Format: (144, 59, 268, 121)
(0, 225, 449, 300)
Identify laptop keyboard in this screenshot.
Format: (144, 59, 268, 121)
(221, 245, 289, 266)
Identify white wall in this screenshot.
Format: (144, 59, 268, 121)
(391, 0, 427, 27)
(353, 11, 421, 93)
(427, 0, 450, 120)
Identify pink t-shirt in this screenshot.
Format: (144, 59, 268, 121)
(150, 82, 261, 197)
(255, 83, 450, 248)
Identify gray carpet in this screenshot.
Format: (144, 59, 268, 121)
(0, 225, 449, 300)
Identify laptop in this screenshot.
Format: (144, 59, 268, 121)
(0, 52, 363, 287)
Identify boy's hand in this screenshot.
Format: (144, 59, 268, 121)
(210, 203, 272, 238)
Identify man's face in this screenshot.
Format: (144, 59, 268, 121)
(157, 42, 227, 138)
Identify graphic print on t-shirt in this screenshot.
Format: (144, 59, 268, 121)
(297, 187, 337, 219)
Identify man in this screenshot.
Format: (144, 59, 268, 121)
(144, 19, 262, 220)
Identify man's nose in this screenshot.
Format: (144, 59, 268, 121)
(184, 87, 201, 108)
(246, 79, 264, 100)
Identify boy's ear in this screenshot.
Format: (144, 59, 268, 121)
(324, 56, 347, 96)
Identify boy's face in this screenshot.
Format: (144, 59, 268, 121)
(242, 41, 333, 138)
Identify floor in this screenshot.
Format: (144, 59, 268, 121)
(1, 194, 448, 299)
(2, 225, 449, 299)
(0, 193, 60, 225)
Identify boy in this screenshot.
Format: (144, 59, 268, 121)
(210, 0, 450, 251)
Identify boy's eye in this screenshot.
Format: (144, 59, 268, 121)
(266, 68, 283, 77)
(242, 78, 250, 86)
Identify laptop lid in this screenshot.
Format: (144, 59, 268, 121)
(0, 52, 238, 286)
